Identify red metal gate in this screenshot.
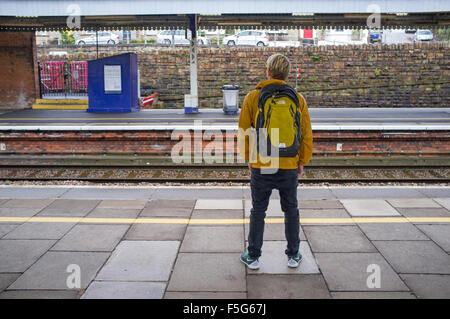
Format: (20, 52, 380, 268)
(38, 60, 88, 97)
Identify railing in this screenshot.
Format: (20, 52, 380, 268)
(38, 60, 88, 98)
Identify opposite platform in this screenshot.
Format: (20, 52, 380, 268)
(0, 108, 449, 131)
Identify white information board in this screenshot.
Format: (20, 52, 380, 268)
(104, 65, 122, 93)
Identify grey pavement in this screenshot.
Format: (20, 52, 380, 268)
(0, 185, 449, 299)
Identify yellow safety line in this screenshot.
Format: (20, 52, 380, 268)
(1, 216, 450, 224)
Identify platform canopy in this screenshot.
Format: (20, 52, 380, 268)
(0, 0, 449, 30)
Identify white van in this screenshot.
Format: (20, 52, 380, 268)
(223, 30, 270, 47)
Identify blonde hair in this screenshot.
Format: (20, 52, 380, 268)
(266, 54, 291, 81)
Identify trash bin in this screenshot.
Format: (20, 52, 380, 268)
(222, 85, 239, 114)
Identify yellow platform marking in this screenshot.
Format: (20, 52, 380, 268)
(32, 104, 89, 110)
(36, 99, 89, 105)
(1, 216, 449, 224)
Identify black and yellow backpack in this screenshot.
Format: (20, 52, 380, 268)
(254, 84, 301, 158)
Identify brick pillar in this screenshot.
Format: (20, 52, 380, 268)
(0, 31, 39, 111)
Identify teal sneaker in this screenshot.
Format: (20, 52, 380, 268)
(287, 252, 303, 268)
(240, 252, 260, 270)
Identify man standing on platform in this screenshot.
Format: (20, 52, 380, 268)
(238, 53, 313, 269)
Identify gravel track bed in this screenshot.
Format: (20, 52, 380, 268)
(0, 167, 448, 182)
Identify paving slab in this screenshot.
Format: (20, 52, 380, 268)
(340, 199, 400, 216)
(315, 252, 409, 291)
(0, 199, 54, 209)
(86, 208, 141, 219)
(95, 241, 179, 281)
(0, 187, 68, 199)
(0, 208, 42, 218)
(247, 274, 330, 299)
(0, 199, 7, 206)
(0, 290, 81, 299)
(51, 224, 129, 252)
(167, 253, 246, 292)
(300, 209, 351, 224)
(124, 221, 187, 241)
(140, 199, 195, 218)
(248, 241, 319, 275)
(195, 199, 243, 210)
(297, 188, 337, 200)
(180, 226, 243, 253)
(418, 188, 450, 198)
(81, 281, 166, 299)
(0, 224, 18, 238)
(8, 251, 110, 290)
(244, 223, 306, 241)
(164, 292, 247, 299)
(387, 198, 442, 208)
(400, 274, 450, 299)
(331, 187, 425, 199)
(0, 239, 55, 272)
(331, 292, 416, 299)
(96, 200, 147, 210)
(373, 241, 450, 274)
(303, 225, 377, 253)
(37, 199, 100, 217)
(0, 273, 21, 292)
(396, 208, 450, 220)
(416, 225, 450, 252)
(357, 223, 429, 241)
(3, 222, 75, 240)
(154, 188, 243, 199)
(191, 209, 243, 220)
(299, 200, 344, 209)
(60, 188, 153, 200)
(433, 198, 450, 210)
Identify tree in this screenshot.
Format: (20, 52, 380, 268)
(60, 31, 75, 45)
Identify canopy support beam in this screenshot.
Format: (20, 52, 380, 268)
(185, 14, 199, 114)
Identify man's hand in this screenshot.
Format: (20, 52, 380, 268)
(298, 165, 304, 177)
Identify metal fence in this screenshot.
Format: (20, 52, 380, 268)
(38, 60, 88, 98)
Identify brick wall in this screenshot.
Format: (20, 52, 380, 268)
(39, 42, 450, 109)
(0, 32, 38, 111)
(1, 130, 449, 158)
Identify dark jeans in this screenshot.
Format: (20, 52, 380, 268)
(247, 167, 300, 259)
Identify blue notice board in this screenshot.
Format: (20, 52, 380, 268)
(87, 53, 140, 113)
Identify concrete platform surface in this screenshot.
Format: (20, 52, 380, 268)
(0, 185, 449, 299)
(0, 108, 449, 131)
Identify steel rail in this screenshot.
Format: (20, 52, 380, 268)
(0, 163, 448, 184)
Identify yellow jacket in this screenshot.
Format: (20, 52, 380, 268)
(238, 79, 313, 169)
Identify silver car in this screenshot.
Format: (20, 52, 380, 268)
(156, 30, 210, 46)
(76, 32, 121, 45)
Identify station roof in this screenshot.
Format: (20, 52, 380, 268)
(1, 0, 449, 30)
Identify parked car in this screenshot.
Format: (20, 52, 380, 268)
(368, 30, 383, 43)
(156, 30, 210, 46)
(414, 29, 434, 42)
(76, 32, 121, 45)
(223, 30, 270, 47)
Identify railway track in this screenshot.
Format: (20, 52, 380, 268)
(0, 163, 448, 184)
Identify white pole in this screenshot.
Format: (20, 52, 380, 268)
(185, 14, 198, 113)
(190, 34, 198, 110)
(217, 27, 220, 48)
